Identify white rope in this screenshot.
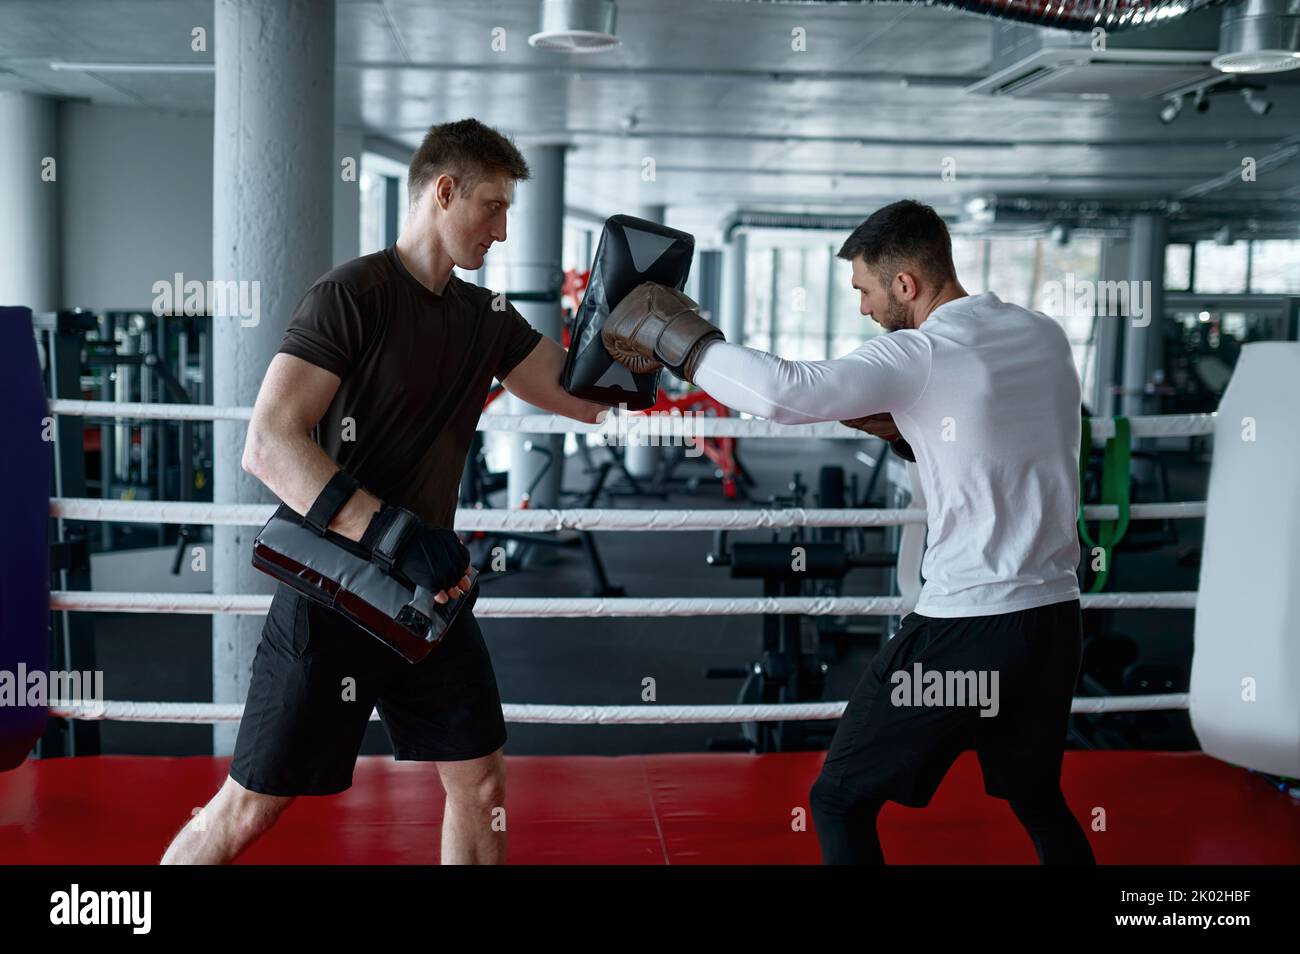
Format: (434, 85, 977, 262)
(48, 498, 928, 529)
(47, 399, 1217, 440)
(469, 596, 913, 617)
(455, 507, 932, 531)
(1083, 501, 1206, 521)
(52, 499, 277, 526)
(50, 702, 248, 723)
(490, 413, 861, 439)
(1077, 592, 1198, 610)
(48, 693, 1190, 725)
(48, 400, 252, 422)
(49, 590, 1197, 615)
(51, 592, 273, 614)
(47, 592, 908, 617)
(1068, 694, 1190, 715)
(49, 497, 1206, 528)
(46, 400, 857, 438)
(1086, 414, 1215, 439)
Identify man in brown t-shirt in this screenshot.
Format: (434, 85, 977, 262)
(162, 119, 606, 865)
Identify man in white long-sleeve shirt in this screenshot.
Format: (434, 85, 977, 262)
(602, 200, 1095, 865)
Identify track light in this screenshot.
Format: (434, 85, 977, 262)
(1159, 95, 1184, 124)
(1241, 88, 1273, 115)
(1193, 88, 1210, 113)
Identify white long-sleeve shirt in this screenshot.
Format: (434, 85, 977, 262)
(694, 291, 1082, 618)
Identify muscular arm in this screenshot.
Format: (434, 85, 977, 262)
(693, 336, 930, 425)
(500, 335, 608, 424)
(240, 353, 381, 542)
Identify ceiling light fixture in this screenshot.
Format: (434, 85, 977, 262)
(1212, 0, 1300, 74)
(528, 0, 621, 55)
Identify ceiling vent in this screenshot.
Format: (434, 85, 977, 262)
(1213, 0, 1300, 73)
(528, 0, 621, 54)
(964, 19, 1222, 99)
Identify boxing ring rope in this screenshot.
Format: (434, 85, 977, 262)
(42, 400, 1210, 728)
(48, 498, 1209, 528)
(46, 398, 1217, 441)
(46, 588, 1196, 721)
(50, 591, 1199, 616)
(48, 694, 1190, 725)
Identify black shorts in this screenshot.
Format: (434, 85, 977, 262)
(229, 585, 508, 796)
(818, 598, 1082, 808)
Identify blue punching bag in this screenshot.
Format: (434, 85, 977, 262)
(0, 307, 51, 770)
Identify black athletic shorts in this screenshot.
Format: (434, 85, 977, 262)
(229, 584, 508, 796)
(817, 598, 1082, 808)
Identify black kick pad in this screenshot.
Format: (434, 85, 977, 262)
(561, 214, 695, 410)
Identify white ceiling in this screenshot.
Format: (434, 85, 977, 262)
(3, 0, 1298, 238)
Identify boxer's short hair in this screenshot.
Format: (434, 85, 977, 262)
(838, 199, 957, 288)
(408, 118, 530, 205)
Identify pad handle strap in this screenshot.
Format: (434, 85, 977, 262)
(369, 508, 420, 573)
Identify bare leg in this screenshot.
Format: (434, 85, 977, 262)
(436, 747, 507, 865)
(161, 775, 296, 865)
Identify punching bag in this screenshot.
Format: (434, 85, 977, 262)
(1190, 343, 1300, 776)
(0, 306, 51, 770)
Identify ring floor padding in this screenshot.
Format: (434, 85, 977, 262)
(2, 751, 1297, 864)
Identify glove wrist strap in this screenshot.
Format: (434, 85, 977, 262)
(303, 470, 361, 537)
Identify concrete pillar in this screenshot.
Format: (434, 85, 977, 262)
(721, 229, 748, 343)
(506, 144, 566, 516)
(1122, 213, 1166, 420)
(211, 0, 335, 753)
(695, 249, 723, 325)
(625, 203, 667, 478)
(0, 94, 59, 311)
(1093, 235, 1130, 419)
(334, 126, 363, 266)
(637, 204, 666, 224)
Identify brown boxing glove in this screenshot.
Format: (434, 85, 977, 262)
(889, 439, 916, 462)
(840, 413, 916, 462)
(601, 282, 724, 384)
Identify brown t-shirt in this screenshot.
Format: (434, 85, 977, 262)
(279, 246, 542, 528)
